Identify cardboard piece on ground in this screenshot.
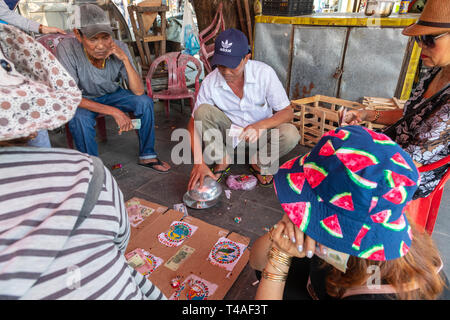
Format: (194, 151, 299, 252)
(125, 197, 168, 238)
(125, 207, 250, 300)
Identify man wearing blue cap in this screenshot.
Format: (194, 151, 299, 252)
(187, 28, 300, 190)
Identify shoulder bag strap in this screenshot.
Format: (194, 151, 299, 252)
(71, 156, 105, 234)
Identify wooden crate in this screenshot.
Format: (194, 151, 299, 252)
(361, 96, 406, 131)
(362, 96, 406, 110)
(291, 95, 393, 148)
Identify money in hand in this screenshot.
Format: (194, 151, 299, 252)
(228, 124, 244, 149)
(132, 119, 141, 130)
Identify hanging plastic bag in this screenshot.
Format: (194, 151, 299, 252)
(180, 0, 200, 56)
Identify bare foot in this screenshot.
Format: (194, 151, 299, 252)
(250, 164, 273, 185)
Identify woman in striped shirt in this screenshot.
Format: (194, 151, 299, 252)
(0, 24, 165, 300)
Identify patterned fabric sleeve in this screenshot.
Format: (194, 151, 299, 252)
(130, 267, 166, 300)
(0, 0, 40, 33)
(388, 67, 449, 199)
(0, 25, 81, 141)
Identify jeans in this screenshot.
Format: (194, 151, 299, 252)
(27, 130, 51, 148)
(68, 88, 157, 160)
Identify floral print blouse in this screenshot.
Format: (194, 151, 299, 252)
(384, 67, 449, 199)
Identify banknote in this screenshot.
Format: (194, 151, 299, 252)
(139, 206, 155, 218)
(228, 124, 244, 148)
(165, 245, 195, 271)
(315, 245, 350, 273)
(228, 124, 244, 137)
(126, 252, 146, 269)
(132, 119, 141, 130)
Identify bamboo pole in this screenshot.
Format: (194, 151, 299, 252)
(236, 0, 247, 37)
(243, 0, 253, 47)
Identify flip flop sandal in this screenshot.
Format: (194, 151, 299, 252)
(249, 165, 273, 187)
(138, 158, 170, 174)
(211, 166, 231, 183)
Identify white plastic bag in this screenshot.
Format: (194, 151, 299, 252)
(180, 0, 200, 56)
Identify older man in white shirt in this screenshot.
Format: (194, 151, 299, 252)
(187, 28, 300, 190)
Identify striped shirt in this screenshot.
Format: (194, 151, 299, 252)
(0, 147, 166, 300)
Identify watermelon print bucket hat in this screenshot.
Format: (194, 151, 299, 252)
(274, 125, 420, 261)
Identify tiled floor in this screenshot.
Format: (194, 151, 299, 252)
(49, 100, 449, 300)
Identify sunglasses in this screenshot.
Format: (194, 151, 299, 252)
(413, 32, 448, 48)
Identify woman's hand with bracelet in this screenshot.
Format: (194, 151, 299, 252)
(270, 214, 318, 259)
(341, 109, 369, 125)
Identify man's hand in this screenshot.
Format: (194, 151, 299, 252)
(112, 109, 133, 135)
(108, 42, 144, 96)
(240, 122, 267, 143)
(107, 42, 129, 62)
(41, 25, 66, 35)
(188, 163, 217, 190)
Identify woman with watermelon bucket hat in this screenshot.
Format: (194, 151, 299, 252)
(343, 0, 449, 200)
(250, 126, 449, 300)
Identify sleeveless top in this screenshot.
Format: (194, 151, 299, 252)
(383, 67, 449, 199)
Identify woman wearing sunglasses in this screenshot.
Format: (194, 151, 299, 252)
(343, 0, 449, 200)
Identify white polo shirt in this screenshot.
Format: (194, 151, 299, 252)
(192, 60, 290, 128)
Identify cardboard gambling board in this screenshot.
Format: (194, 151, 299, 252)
(125, 197, 250, 300)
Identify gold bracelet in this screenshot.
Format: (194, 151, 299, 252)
(269, 258, 289, 275)
(268, 252, 291, 267)
(38, 24, 43, 34)
(262, 269, 287, 282)
(268, 247, 292, 267)
(268, 253, 291, 267)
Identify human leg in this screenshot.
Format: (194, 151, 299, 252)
(193, 104, 233, 179)
(92, 89, 156, 159)
(249, 123, 300, 185)
(67, 107, 99, 156)
(93, 89, 170, 172)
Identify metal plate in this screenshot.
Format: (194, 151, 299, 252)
(340, 27, 408, 101)
(289, 26, 346, 100)
(253, 22, 292, 89)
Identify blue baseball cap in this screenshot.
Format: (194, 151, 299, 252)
(211, 28, 250, 69)
(274, 126, 420, 261)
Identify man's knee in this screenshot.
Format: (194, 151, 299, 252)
(132, 94, 154, 113)
(278, 123, 301, 149)
(193, 104, 218, 121)
(69, 108, 96, 130)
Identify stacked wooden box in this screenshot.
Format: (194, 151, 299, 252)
(361, 96, 406, 131)
(292, 95, 405, 148)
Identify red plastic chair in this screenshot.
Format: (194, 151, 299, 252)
(145, 52, 202, 118)
(406, 155, 450, 235)
(198, 2, 225, 75)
